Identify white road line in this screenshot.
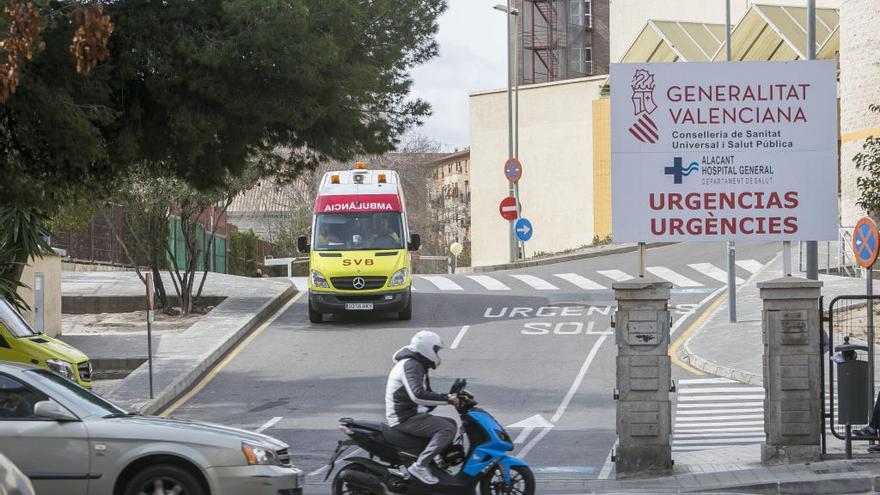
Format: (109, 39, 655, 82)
(646, 266, 703, 287)
(467, 275, 511, 290)
(677, 378, 739, 385)
(677, 394, 765, 401)
(519, 334, 609, 459)
(597, 439, 618, 480)
(675, 426, 765, 433)
(597, 269, 634, 282)
(676, 408, 764, 415)
(677, 402, 764, 409)
(679, 387, 765, 394)
(451, 325, 470, 349)
(674, 432, 766, 439)
(673, 437, 765, 445)
(687, 263, 744, 285)
(256, 416, 283, 433)
(553, 273, 607, 290)
(307, 448, 364, 477)
(674, 414, 763, 422)
(421, 276, 463, 291)
(736, 259, 765, 273)
(675, 420, 764, 427)
(509, 274, 559, 290)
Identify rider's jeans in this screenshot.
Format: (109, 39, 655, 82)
(394, 413, 457, 467)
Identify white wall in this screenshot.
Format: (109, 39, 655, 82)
(469, 77, 606, 267)
(609, 0, 843, 64)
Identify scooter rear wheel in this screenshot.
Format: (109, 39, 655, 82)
(332, 464, 375, 495)
(479, 465, 535, 495)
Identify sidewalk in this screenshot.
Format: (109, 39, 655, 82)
(59, 271, 296, 414)
(460, 242, 674, 273)
(681, 253, 866, 385)
(541, 455, 880, 493)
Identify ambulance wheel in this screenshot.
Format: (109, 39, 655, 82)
(308, 300, 324, 324)
(398, 298, 412, 321)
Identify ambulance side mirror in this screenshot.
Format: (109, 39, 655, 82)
(297, 235, 310, 254)
(408, 234, 421, 252)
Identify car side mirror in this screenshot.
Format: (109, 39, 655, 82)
(33, 400, 78, 422)
(408, 234, 421, 252)
(297, 235, 310, 254)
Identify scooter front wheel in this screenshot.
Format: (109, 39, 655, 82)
(479, 465, 535, 495)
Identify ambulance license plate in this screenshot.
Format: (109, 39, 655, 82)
(345, 303, 374, 311)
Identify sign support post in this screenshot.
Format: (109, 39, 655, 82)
(725, 0, 737, 322)
(805, 0, 819, 281)
(638, 242, 646, 278)
(145, 272, 155, 400)
(868, 266, 874, 421)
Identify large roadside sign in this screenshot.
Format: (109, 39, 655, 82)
(610, 60, 838, 242)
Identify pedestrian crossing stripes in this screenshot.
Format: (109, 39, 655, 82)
(673, 377, 765, 452)
(288, 258, 769, 294)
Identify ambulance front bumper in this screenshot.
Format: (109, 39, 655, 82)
(309, 288, 410, 313)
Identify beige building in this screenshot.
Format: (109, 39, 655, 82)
(16, 254, 62, 337)
(428, 149, 472, 250)
(469, 1, 859, 267)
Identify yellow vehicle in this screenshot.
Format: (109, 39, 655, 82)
(0, 298, 92, 388)
(297, 163, 420, 323)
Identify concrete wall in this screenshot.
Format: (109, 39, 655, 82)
(17, 254, 62, 337)
(469, 76, 606, 266)
(609, 0, 842, 64)
(839, 0, 880, 226)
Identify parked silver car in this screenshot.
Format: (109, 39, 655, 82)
(0, 362, 303, 495)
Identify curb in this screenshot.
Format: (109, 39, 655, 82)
(701, 475, 876, 494)
(679, 342, 763, 386)
(460, 242, 676, 273)
(134, 285, 298, 416)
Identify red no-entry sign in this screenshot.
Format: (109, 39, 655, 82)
(499, 196, 519, 221)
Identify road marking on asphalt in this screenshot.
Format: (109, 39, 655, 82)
(667, 287, 726, 374)
(673, 378, 767, 451)
(516, 334, 609, 459)
(450, 325, 470, 349)
(677, 402, 763, 409)
(646, 266, 703, 287)
(678, 386, 765, 394)
(467, 275, 511, 290)
(421, 276, 463, 291)
(256, 416, 283, 433)
(675, 414, 764, 422)
(675, 426, 765, 433)
(158, 292, 305, 417)
(553, 273, 607, 290)
(509, 274, 559, 290)
(677, 394, 766, 401)
(597, 269, 634, 282)
(687, 263, 744, 285)
(598, 440, 618, 480)
(676, 408, 763, 415)
(307, 448, 364, 477)
(736, 259, 765, 273)
(674, 437, 765, 445)
(678, 377, 738, 385)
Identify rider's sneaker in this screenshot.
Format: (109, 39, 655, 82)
(408, 464, 439, 485)
(853, 425, 877, 437)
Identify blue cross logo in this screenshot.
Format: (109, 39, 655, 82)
(664, 157, 699, 184)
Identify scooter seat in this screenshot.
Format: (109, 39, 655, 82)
(345, 419, 383, 432)
(381, 424, 430, 450)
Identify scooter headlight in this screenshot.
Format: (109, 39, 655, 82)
(389, 268, 409, 287)
(311, 270, 330, 289)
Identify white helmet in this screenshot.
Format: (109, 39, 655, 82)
(409, 330, 445, 367)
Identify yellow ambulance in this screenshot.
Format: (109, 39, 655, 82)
(297, 163, 419, 323)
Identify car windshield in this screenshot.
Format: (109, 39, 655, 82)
(0, 299, 39, 338)
(25, 369, 128, 418)
(314, 212, 405, 251)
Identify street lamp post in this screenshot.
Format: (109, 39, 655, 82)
(494, 2, 520, 263)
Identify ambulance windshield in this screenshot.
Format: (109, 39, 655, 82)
(314, 212, 405, 251)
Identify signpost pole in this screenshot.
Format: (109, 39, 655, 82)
(638, 242, 646, 278)
(505, 0, 517, 263)
(725, 0, 737, 322)
(868, 266, 875, 422)
(145, 272, 155, 400)
(805, 0, 819, 281)
(783, 242, 792, 276)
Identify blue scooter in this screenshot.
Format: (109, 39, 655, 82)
(326, 379, 535, 495)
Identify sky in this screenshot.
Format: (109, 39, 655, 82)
(408, 0, 509, 151)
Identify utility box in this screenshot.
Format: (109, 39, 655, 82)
(613, 279, 673, 478)
(759, 277, 823, 465)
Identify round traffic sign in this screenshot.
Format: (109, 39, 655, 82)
(853, 217, 880, 268)
(514, 217, 533, 242)
(499, 196, 519, 221)
(504, 158, 523, 183)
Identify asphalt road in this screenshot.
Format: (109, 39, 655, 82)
(169, 241, 780, 493)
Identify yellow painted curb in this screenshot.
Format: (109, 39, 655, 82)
(159, 291, 305, 417)
(668, 291, 728, 375)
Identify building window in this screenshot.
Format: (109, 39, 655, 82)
(456, 161, 462, 172)
(465, 162, 468, 173)
(585, 0, 592, 28)
(569, 0, 581, 25)
(448, 164, 452, 173)
(584, 47, 593, 74)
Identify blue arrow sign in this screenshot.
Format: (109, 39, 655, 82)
(514, 217, 533, 242)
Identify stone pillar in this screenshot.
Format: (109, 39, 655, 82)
(759, 277, 823, 465)
(613, 279, 673, 478)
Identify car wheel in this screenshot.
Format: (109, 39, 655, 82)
(309, 298, 324, 323)
(123, 464, 205, 495)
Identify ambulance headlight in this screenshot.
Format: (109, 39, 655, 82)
(311, 270, 330, 288)
(389, 268, 408, 287)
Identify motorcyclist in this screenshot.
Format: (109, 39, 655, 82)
(384, 330, 459, 485)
